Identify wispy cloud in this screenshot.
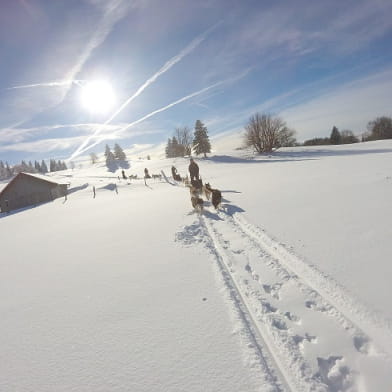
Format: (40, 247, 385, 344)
(64, 0, 134, 83)
(4, 80, 84, 90)
(0, 126, 161, 154)
(69, 22, 221, 159)
(0, 122, 124, 144)
(74, 80, 227, 157)
(208, 67, 392, 142)
(206, 0, 392, 80)
(0, 0, 132, 129)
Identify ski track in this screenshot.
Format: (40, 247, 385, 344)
(177, 201, 392, 391)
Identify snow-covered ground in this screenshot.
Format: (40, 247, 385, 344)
(1, 138, 392, 391)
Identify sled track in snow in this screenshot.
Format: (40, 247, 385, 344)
(197, 206, 392, 391)
(200, 216, 292, 392)
(225, 210, 392, 355)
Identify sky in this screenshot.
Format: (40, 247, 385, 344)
(0, 0, 392, 165)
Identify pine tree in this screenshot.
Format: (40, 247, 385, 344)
(330, 126, 341, 145)
(193, 120, 211, 157)
(49, 159, 56, 172)
(104, 144, 115, 167)
(34, 161, 41, 172)
(5, 162, 12, 178)
(41, 160, 48, 173)
(20, 160, 28, 172)
(114, 143, 126, 161)
(171, 137, 181, 157)
(165, 138, 173, 158)
(0, 161, 4, 180)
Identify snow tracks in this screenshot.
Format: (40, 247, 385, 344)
(176, 205, 392, 391)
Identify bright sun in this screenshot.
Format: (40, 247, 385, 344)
(80, 80, 115, 115)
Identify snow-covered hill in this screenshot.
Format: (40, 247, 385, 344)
(1, 139, 392, 391)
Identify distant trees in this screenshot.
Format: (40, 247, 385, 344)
(49, 159, 67, 172)
(364, 116, 392, 141)
(0, 159, 52, 179)
(165, 126, 194, 158)
(104, 144, 116, 167)
(176, 127, 193, 156)
(0, 161, 12, 180)
(303, 137, 331, 146)
(243, 113, 296, 153)
(104, 143, 129, 171)
(330, 126, 341, 145)
(90, 152, 98, 164)
(304, 126, 359, 146)
(165, 137, 181, 158)
(193, 120, 211, 157)
(114, 143, 127, 161)
(340, 130, 359, 144)
(41, 160, 48, 173)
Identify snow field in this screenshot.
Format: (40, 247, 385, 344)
(1, 139, 392, 391)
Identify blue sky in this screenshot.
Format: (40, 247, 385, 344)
(1, 0, 392, 164)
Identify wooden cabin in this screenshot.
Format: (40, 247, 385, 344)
(0, 172, 68, 213)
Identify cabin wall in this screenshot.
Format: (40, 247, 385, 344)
(0, 176, 66, 212)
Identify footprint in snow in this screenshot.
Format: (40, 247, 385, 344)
(284, 311, 301, 324)
(293, 333, 317, 348)
(305, 299, 327, 312)
(271, 317, 288, 330)
(261, 301, 277, 314)
(315, 356, 354, 391)
(262, 283, 282, 300)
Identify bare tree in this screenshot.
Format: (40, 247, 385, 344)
(243, 113, 295, 153)
(175, 126, 193, 156)
(90, 152, 98, 164)
(277, 126, 297, 147)
(366, 116, 392, 140)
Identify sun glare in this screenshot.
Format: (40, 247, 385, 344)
(80, 80, 115, 115)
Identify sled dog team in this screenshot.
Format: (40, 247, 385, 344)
(172, 159, 222, 212)
(189, 180, 222, 212)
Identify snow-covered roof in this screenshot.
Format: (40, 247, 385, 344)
(0, 172, 68, 197)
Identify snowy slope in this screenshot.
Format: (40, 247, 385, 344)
(1, 139, 392, 391)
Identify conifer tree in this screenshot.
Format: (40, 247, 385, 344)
(330, 126, 341, 145)
(114, 143, 126, 161)
(34, 161, 41, 172)
(165, 138, 173, 158)
(193, 120, 211, 157)
(5, 162, 12, 178)
(0, 161, 4, 180)
(104, 144, 115, 167)
(41, 160, 48, 173)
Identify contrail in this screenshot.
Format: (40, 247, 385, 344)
(73, 81, 224, 157)
(5, 80, 84, 90)
(69, 22, 221, 160)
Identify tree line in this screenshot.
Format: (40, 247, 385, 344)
(166, 120, 211, 158)
(243, 113, 392, 152)
(0, 159, 68, 181)
(303, 116, 392, 146)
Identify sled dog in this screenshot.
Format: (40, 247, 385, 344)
(205, 183, 222, 209)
